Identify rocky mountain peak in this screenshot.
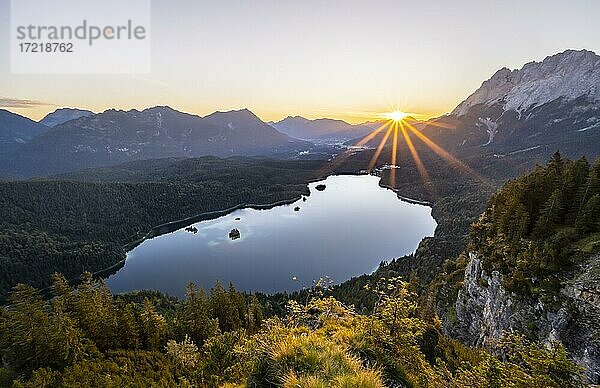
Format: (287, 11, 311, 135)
(452, 49, 600, 116)
(39, 108, 94, 127)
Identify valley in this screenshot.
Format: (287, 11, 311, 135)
(1, 48, 600, 386)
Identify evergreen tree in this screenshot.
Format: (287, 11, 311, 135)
(182, 283, 218, 346)
(0, 273, 586, 387)
(471, 155, 600, 295)
(533, 189, 564, 238)
(546, 151, 565, 186)
(50, 273, 72, 302)
(571, 157, 590, 189)
(570, 171, 600, 222)
(209, 281, 242, 333)
(71, 272, 117, 350)
(117, 303, 141, 350)
(228, 283, 248, 329)
(576, 194, 600, 234)
(48, 298, 86, 369)
(1, 284, 52, 373)
(247, 294, 263, 333)
(140, 298, 166, 350)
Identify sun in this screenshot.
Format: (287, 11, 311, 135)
(382, 110, 409, 122)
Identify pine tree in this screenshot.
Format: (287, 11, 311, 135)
(117, 302, 141, 349)
(182, 283, 218, 346)
(247, 295, 264, 333)
(50, 272, 72, 301)
(570, 171, 600, 222)
(140, 298, 166, 350)
(546, 151, 565, 185)
(1, 284, 52, 373)
(210, 281, 242, 333)
(560, 167, 577, 219)
(229, 283, 248, 329)
(572, 157, 590, 188)
(533, 189, 564, 238)
(71, 273, 117, 350)
(48, 298, 86, 369)
(575, 194, 600, 234)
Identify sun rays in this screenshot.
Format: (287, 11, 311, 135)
(322, 109, 491, 197)
(314, 106, 491, 196)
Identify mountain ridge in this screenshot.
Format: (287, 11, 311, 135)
(271, 115, 374, 141)
(0, 109, 49, 154)
(452, 49, 600, 116)
(39, 108, 95, 127)
(2, 106, 312, 177)
(412, 49, 600, 164)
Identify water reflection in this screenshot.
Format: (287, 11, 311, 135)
(106, 175, 437, 297)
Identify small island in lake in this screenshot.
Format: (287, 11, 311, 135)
(229, 228, 241, 240)
(185, 226, 198, 234)
(315, 184, 326, 191)
(294, 206, 300, 211)
(235, 217, 241, 220)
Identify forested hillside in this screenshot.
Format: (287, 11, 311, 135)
(470, 152, 600, 295)
(423, 154, 600, 382)
(431, 154, 600, 317)
(0, 273, 582, 387)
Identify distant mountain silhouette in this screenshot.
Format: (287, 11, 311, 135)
(2, 107, 312, 177)
(0, 109, 49, 155)
(271, 116, 373, 141)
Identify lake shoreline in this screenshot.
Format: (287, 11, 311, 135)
(95, 195, 307, 279)
(97, 173, 437, 295)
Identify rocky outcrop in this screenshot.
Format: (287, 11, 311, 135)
(452, 253, 600, 383)
(452, 49, 600, 116)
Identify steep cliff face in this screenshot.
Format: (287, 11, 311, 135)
(418, 50, 600, 164)
(452, 253, 600, 383)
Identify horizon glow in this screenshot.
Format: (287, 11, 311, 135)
(1, 0, 599, 123)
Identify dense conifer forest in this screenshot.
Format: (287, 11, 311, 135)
(470, 152, 600, 295)
(0, 273, 582, 387)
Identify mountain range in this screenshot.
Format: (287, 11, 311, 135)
(342, 49, 600, 165)
(39, 108, 95, 127)
(2, 48, 600, 384)
(1, 107, 311, 177)
(1, 49, 599, 177)
(421, 49, 600, 160)
(0, 109, 49, 155)
(270, 116, 374, 141)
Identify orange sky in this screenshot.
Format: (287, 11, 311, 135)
(1, 1, 599, 124)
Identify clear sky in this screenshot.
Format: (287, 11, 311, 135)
(1, 0, 599, 123)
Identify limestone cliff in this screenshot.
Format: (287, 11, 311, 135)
(450, 253, 600, 383)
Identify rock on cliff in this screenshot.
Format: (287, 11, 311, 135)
(451, 253, 600, 383)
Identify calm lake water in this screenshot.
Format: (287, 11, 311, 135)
(106, 175, 437, 297)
